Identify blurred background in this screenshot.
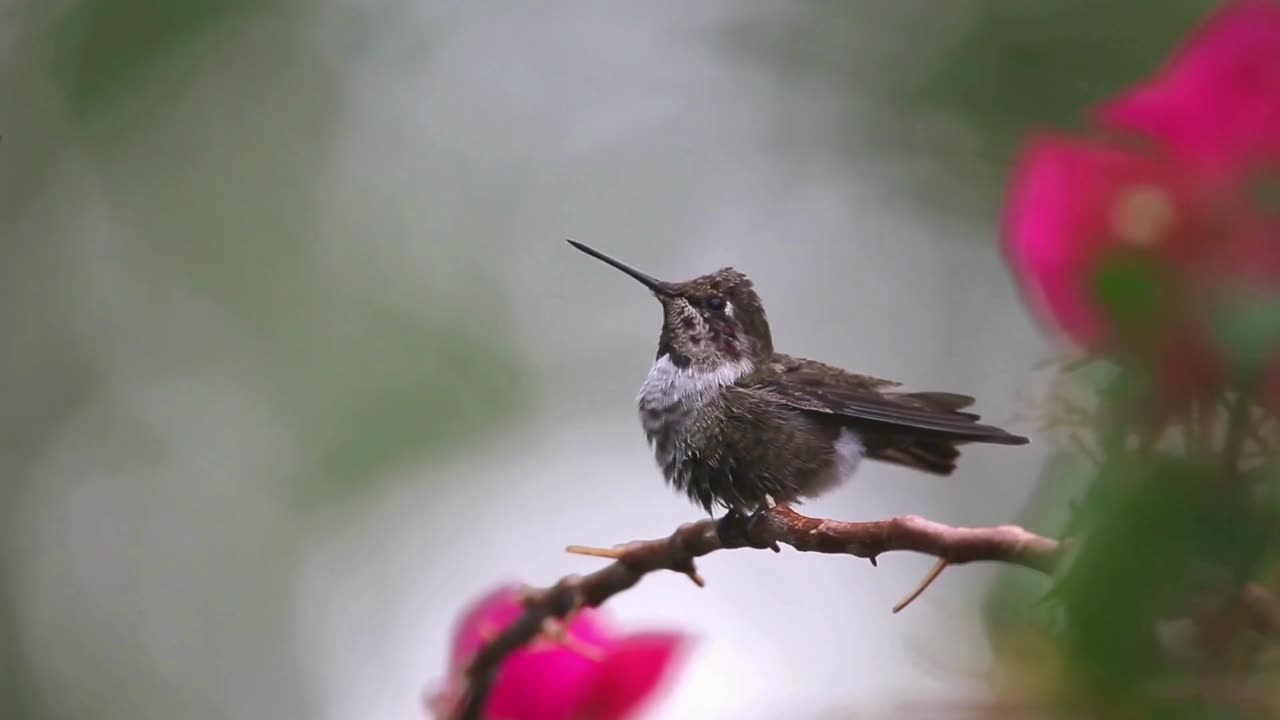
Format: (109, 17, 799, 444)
(0, 1, 1221, 718)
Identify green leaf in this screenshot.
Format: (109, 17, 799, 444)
(1088, 254, 1174, 342)
(1211, 293, 1280, 378)
(1251, 172, 1280, 217)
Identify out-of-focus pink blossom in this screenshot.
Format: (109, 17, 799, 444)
(1002, 0, 1280, 409)
(1096, 0, 1280, 178)
(425, 585, 688, 720)
(1002, 133, 1213, 350)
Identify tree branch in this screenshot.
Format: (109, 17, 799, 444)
(448, 505, 1061, 720)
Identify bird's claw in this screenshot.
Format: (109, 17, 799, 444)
(747, 499, 781, 552)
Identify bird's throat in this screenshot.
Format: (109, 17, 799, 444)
(637, 354, 753, 418)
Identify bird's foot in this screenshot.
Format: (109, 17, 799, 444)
(715, 507, 749, 547)
(747, 498, 781, 553)
(753, 494, 794, 517)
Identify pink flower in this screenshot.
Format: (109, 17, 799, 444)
(1002, 0, 1280, 409)
(1003, 133, 1214, 350)
(425, 585, 689, 720)
(1096, 0, 1280, 178)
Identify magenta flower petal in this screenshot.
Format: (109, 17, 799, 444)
(1096, 0, 1280, 176)
(431, 586, 690, 720)
(1002, 133, 1199, 348)
(435, 585, 617, 720)
(1002, 0, 1280, 411)
(579, 632, 689, 720)
(448, 585, 531, 668)
(481, 640, 605, 720)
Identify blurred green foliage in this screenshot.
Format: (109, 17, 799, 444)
(982, 450, 1085, 634)
(896, 0, 1217, 164)
(295, 318, 526, 506)
(725, 0, 1219, 222)
(6, 1, 529, 717)
(1059, 455, 1230, 698)
(1091, 255, 1177, 340)
(46, 0, 267, 119)
(987, 363, 1280, 717)
(1213, 296, 1280, 379)
(31, 0, 530, 508)
(1255, 175, 1280, 216)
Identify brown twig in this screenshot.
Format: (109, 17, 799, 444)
(449, 505, 1060, 720)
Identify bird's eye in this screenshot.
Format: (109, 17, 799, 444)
(706, 297, 726, 312)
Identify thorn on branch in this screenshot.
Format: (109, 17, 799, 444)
(673, 557, 705, 587)
(540, 616, 566, 642)
(566, 544, 622, 559)
(893, 558, 950, 614)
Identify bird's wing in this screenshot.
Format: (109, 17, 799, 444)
(766, 353, 903, 392)
(754, 355, 1029, 445)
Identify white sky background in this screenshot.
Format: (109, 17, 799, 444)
(8, 1, 1053, 718)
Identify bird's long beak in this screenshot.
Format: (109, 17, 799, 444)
(566, 240, 672, 296)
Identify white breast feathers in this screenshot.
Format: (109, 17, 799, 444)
(637, 354, 753, 425)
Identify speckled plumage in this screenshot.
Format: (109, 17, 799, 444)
(569, 241, 1029, 516)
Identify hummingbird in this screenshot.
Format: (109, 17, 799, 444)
(567, 240, 1030, 518)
